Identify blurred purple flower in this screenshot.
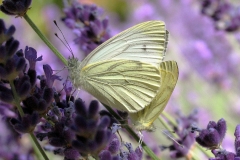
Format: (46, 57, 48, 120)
(72, 99, 113, 158)
(42, 64, 61, 88)
(201, 0, 240, 32)
(0, 0, 32, 16)
(10, 112, 40, 133)
(24, 46, 42, 70)
(162, 110, 198, 158)
(0, 19, 15, 43)
(208, 124, 240, 160)
(194, 118, 226, 149)
(62, 0, 111, 55)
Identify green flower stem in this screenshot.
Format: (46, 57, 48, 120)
(196, 144, 213, 158)
(30, 132, 49, 160)
(29, 134, 44, 160)
(158, 116, 177, 138)
(10, 80, 49, 160)
(23, 14, 68, 65)
(162, 111, 177, 126)
(9, 80, 24, 117)
(104, 104, 160, 160)
(43, 114, 55, 126)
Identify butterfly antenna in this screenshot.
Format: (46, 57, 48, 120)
(53, 20, 74, 57)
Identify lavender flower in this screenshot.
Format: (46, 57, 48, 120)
(0, 0, 32, 17)
(72, 99, 112, 158)
(0, 19, 15, 43)
(162, 110, 198, 158)
(62, 0, 110, 55)
(10, 111, 40, 133)
(206, 124, 240, 160)
(201, 0, 240, 32)
(98, 134, 121, 160)
(194, 118, 226, 149)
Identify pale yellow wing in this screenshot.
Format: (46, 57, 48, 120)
(129, 61, 179, 131)
(79, 21, 168, 69)
(79, 60, 162, 113)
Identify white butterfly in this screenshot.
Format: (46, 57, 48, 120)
(68, 21, 169, 113)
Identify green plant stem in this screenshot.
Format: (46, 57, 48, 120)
(158, 116, 177, 137)
(9, 80, 24, 117)
(23, 14, 67, 65)
(10, 80, 49, 160)
(104, 104, 160, 160)
(162, 111, 177, 126)
(43, 115, 55, 126)
(29, 134, 44, 160)
(30, 132, 49, 160)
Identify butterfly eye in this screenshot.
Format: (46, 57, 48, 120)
(68, 58, 78, 68)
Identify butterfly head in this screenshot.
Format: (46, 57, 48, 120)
(67, 57, 78, 69)
(67, 57, 82, 88)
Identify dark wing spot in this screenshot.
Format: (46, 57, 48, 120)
(143, 44, 147, 51)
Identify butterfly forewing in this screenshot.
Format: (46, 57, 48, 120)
(79, 21, 168, 69)
(130, 61, 179, 131)
(80, 60, 162, 113)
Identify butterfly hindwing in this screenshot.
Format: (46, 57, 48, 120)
(130, 61, 179, 131)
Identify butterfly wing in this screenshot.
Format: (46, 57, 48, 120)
(68, 21, 169, 113)
(79, 21, 168, 69)
(80, 59, 162, 113)
(129, 61, 179, 131)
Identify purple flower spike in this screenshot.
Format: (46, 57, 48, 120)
(74, 98, 87, 117)
(235, 125, 240, 157)
(10, 112, 40, 133)
(88, 100, 99, 119)
(15, 75, 31, 98)
(0, 19, 15, 43)
(0, 84, 13, 103)
(161, 110, 198, 158)
(196, 118, 226, 149)
(99, 150, 112, 160)
(64, 147, 80, 159)
(201, 0, 240, 32)
(43, 64, 61, 87)
(24, 46, 42, 70)
(63, 79, 73, 96)
(211, 149, 236, 160)
(108, 134, 121, 154)
(72, 99, 113, 158)
(0, 0, 32, 17)
(62, 1, 110, 55)
(205, 123, 240, 160)
(48, 122, 74, 147)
